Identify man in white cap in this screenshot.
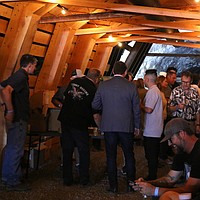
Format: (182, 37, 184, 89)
(70, 69, 84, 81)
(131, 118, 200, 200)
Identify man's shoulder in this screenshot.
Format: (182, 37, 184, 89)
(171, 85, 182, 94)
(1, 69, 27, 87)
(69, 77, 96, 95)
(189, 86, 199, 94)
(147, 85, 159, 93)
(194, 139, 200, 151)
(11, 69, 28, 83)
(72, 76, 92, 85)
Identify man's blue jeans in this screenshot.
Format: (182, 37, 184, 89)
(2, 120, 27, 186)
(104, 132, 135, 189)
(61, 125, 90, 185)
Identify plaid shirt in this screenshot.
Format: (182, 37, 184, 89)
(169, 86, 200, 121)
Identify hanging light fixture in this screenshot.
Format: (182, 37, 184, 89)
(118, 42, 122, 47)
(57, 4, 68, 15)
(108, 35, 115, 42)
(61, 7, 67, 15)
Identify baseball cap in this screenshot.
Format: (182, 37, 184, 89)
(70, 69, 84, 80)
(161, 118, 192, 143)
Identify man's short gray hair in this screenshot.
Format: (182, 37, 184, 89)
(87, 68, 101, 81)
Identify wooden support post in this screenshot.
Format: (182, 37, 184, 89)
(15, 14, 41, 72)
(34, 24, 75, 91)
(0, 3, 35, 81)
(91, 44, 114, 74)
(65, 34, 103, 83)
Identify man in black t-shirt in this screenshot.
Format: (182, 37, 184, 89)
(58, 68, 101, 186)
(131, 118, 200, 199)
(0, 54, 37, 191)
(51, 69, 84, 108)
(51, 69, 84, 168)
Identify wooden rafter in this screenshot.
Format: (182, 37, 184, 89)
(75, 25, 153, 35)
(130, 30, 200, 42)
(131, 19, 200, 32)
(2, 0, 200, 20)
(34, 3, 58, 16)
(40, 12, 134, 23)
(96, 35, 200, 49)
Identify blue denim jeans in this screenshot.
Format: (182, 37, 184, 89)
(61, 124, 90, 185)
(2, 120, 27, 186)
(104, 132, 135, 189)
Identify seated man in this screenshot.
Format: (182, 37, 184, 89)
(131, 118, 200, 199)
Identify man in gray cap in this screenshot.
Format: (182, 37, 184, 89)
(131, 118, 200, 200)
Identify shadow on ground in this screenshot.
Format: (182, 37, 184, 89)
(0, 142, 170, 200)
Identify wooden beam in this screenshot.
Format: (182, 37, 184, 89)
(130, 18, 200, 32)
(64, 9, 105, 29)
(100, 17, 200, 33)
(53, 29, 76, 89)
(141, 39, 200, 49)
(90, 43, 113, 74)
(67, 34, 103, 82)
(130, 30, 200, 42)
(34, 23, 74, 91)
(97, 35, 200, 49)
(75, 25, 153, 35)
(34, 3, 58, 16)
(3, 0, 200, 20)
(0, 3, 35, 80)
(40, 12, 133, 23)
(96, 36, 156, 43)
(15, 14, 40, 71)
(66, 20, 88, 29)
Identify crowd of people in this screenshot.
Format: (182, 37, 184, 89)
(0, 54, 200, 200)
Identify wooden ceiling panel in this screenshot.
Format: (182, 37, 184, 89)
(159, 0, 192, 8)
(2, 0, 200, 48)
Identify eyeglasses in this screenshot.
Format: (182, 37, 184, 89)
(181, 81, 191, 84)
(168, 130, 182, 144)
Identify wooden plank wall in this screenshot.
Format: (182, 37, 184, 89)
(0, 2, 116, 161)
(0, 2, 114, 96)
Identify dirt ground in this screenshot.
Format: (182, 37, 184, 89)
(0, 140, 170, 200)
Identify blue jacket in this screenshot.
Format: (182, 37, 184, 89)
(92, 76, 140, 132)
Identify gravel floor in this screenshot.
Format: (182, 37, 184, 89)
(0, 141, 170, 200)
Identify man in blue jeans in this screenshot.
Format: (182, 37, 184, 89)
(0, 54, 37, 191)
(92, 61, 140, 193)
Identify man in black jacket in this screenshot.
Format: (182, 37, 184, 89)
(58, 68, 101, 186)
